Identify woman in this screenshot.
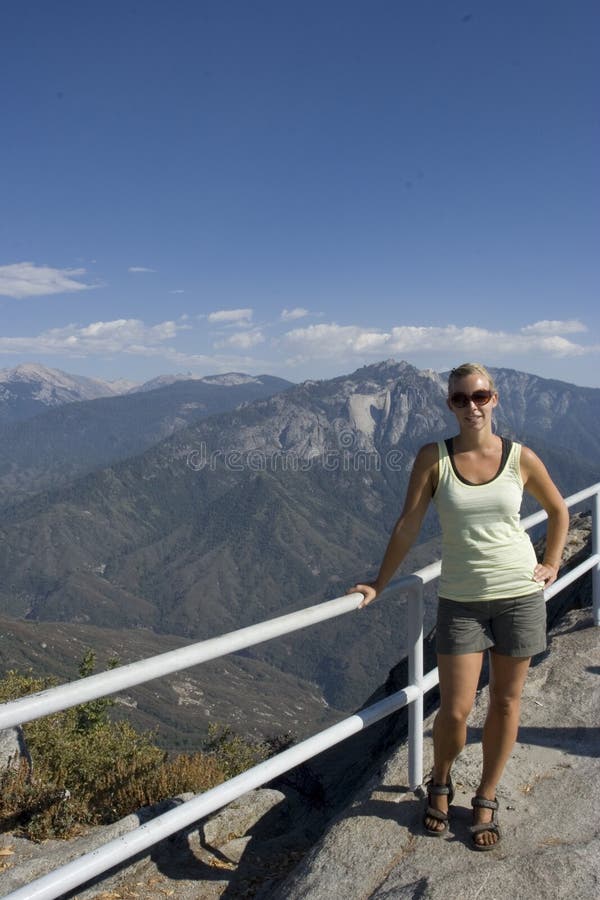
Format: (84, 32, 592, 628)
(351, 363, 568, 850)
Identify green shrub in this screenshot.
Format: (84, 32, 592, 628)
(0, 656, 265, 840)
(202, 723, 271, 779)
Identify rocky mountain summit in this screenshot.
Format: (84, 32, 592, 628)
(134, 372, 274, 392)
(0, 363, 128, 425)
(196, 359, 449, 459)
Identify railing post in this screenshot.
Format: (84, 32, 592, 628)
(593, 489, 600, 626)
(407, 580, 424, 791)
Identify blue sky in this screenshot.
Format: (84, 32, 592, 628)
(1, 1, 598, 387)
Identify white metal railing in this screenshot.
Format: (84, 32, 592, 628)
(1, 483, 599, 900)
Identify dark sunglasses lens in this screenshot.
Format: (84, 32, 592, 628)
(450, 391, 492, 407)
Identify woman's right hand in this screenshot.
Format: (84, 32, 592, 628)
(348, 582, 378, 608)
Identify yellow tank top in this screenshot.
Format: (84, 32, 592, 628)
(432, 438, 539, 601)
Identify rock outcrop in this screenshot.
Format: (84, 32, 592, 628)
(0, 726, 31, 773)
(276, 601, 600, 899)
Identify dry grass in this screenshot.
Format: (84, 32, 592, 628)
(0, 664, 271, 841)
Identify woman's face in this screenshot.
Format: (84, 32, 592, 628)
(447, 373, 498, 432)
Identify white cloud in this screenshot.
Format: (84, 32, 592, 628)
(214, 329, 265, 349)
(128, 266, 156, 273)
(0, 262, 95, 299)
(281, 307, 310, 321)
(207, 308, 253, 325)
(281, 322, 598, 363)
(535, 335, 588, 357)
(521, 319, 587, 335)
(0, 318, 185, 357)
(169, 289, 185, 294)
(2, 310, 595, 377)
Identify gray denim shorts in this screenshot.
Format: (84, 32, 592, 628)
(436, 590, 547, 657)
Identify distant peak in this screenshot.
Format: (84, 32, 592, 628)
(134, 372, 263, 392)
(0, 362, 125, 402)
(200, 373, 261, 386)
(2, 362, 66, 381)
(342, 359, 415, 381)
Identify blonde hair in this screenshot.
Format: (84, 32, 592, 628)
(448, 362, 497, 395)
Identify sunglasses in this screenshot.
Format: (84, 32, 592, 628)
(449, 389, 494, 408)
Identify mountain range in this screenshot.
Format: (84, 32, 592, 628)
(0, 368, 292, 505)
(0, 363, 132, 425)
(0, 362, 291, 426)
(1, 359, 599, 743)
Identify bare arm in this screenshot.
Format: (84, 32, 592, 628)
(351, 443, 438, 607)
(520, 446, 569, 588)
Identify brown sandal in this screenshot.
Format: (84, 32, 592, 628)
(470, 796, 501, 850)
(423, 777, 455, 837)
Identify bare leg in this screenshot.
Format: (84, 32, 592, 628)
(472, 651, 532, 847)
(424, 652, 483, 832)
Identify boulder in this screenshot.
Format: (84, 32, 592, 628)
(0, 726, 31, 772)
